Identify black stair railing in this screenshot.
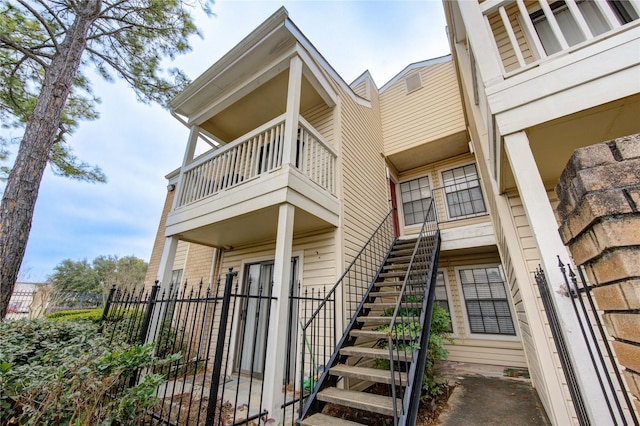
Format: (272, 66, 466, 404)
(299, 209, 397, 418)
(388, 199, 441, 425)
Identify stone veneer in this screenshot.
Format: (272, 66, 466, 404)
(555, 133, 640, 414)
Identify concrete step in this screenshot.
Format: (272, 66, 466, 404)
(317, 388, 401, 417)
(300, 413, 365, 426)
(329, 364, 408, 385)
(339, 346, 412, 362)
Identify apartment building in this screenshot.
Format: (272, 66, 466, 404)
(144, 2, 639, 424)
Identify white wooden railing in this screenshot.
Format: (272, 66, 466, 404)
(479, 0, 639, 75)
(176, 115, 336, 207)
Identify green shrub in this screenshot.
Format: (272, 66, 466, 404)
(46, 308, 104, 322)
(421, 305, 454, 400)
(0, 319, 179, 425)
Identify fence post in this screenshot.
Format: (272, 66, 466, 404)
(206, 268, 237, 426)
(99, 285, 116, 333)
(138, 282, 160, 344)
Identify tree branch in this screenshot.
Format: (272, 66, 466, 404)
(16, 0, 60, 50)
(0, 35, 49, 69)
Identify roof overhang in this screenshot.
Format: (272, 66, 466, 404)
(169, 7, 355, 127)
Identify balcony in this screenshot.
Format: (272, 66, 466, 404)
(479, 0, 639, 77)
(165, 115, 339, 248)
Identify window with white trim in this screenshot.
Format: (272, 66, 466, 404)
(400, 176, 433, 226)
(459, 267, 516, 336)
(171, 269, 183, 286)
(434, 271, 453, 333)
(442, 164, 486, 219)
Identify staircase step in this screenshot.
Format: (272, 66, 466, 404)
(385, 255, 414, 263)
(329, 364, 408, 385)
(300, 413, 365, 426)
(317, 388, 401, 417)
(356, 316, 391, 325)
(340, 346, 412, 362)
(364, 302, 422, 310)
(371, 289, 425, 298)
(350, 329, 387, 339)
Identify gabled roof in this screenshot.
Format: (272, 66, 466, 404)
(379, 55, 452, 93)
(170, 7, 371, 119)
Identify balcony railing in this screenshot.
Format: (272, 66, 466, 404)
(480, 0, 639, 75)
(176, 115, 336, 208)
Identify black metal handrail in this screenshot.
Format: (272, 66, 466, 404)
(387, 199, 440, 425)
(299, 209, 397, 417)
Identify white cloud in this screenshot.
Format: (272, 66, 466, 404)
(17, 0, 450, 281)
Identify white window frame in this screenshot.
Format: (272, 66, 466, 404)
(398, 174, 434, 230)
(434, 269, 458, 337)
(439, 162, 487, 221)
(454, 264, 519, 341)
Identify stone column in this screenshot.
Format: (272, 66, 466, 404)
(555, 134, 640, 416)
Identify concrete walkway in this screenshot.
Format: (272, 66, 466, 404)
(437, 362, 551, 426)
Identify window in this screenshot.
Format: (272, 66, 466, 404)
(400, 176, 433, 226)
(442, 164, 486, 219)
(530, 0, 629, 55)
(170, 269, 183, 286)
(434, 272, 453, 333)
(459, 267, 516, 336)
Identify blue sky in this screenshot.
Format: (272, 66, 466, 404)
(5, 0, 450, 282)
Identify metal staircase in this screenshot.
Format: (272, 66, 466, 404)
(299, 202, 440, 425)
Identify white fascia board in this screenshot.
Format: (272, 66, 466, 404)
(283, 19, 372, 108)
(486, 25, 640, 114)
(379, 55, 453, 93)
(189, 49, 295, 125)
(296, 45, 338, 107)
(351, 70, 378, 91)
(440, 222, 496, 251)
(170, 7, 290, 112)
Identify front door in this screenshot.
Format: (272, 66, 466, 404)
(237, 259, 298, 379)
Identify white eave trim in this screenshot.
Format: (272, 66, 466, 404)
(170, 7, 290, 111)
(380, 54, 453, 93)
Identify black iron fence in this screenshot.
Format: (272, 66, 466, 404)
(6, 286, 103, 320)
(100, 269, 329, 425)
(535, 259, 639, 426)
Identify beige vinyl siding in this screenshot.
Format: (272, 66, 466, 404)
(380, 61, 466, 156)
(182, 244, 215, 287)
(351, 79, 368, 99)
(302, 102, 334, 148)
(337, 80, 390, 268)
(506, 190, 575, 420)
(486, 1, 536, 73)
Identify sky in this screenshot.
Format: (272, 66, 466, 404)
(5, 0, 450, 282)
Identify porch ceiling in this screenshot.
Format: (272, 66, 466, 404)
(176, 205, 334, 248)
(500, 93, 640, 192)
(199, 72, 325, 143)
(385, 131, 469, 173)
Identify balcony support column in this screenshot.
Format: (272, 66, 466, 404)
(282, 56, 303, 166)
(172, 125, 200, 210)
(262, 202, 295, 423)
(503, 131, 610, 425)
(144, 235, 179, 344)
